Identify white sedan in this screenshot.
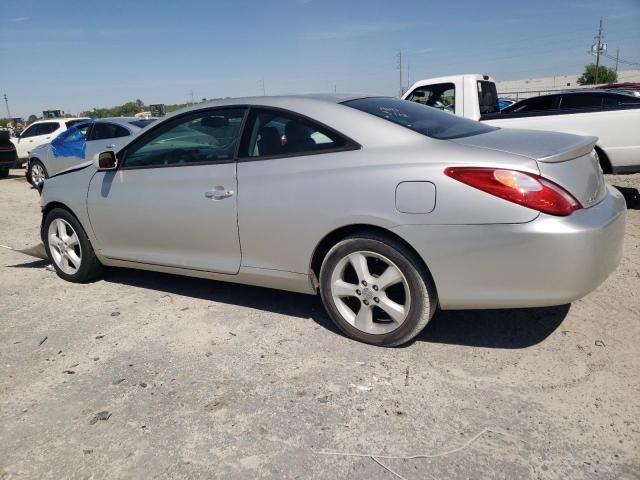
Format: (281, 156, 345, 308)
(27, 117, 155, 187)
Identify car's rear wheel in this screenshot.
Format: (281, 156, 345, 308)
(319, 233, 436, 346)
(29, 160, 47, 187)
(43, 208, 103, 283)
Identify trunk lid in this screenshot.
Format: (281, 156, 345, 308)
(451, 128, 606, 208)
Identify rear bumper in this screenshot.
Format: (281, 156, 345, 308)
(392, 185, 626, 309)
(0, 150, 17, 169)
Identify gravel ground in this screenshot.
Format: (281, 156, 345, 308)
(0, 169, 638, 479)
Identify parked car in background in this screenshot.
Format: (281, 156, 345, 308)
(501, 90, 640, 113)
(39, 95, 625, 346)
(11, 118, 89, 166)
(403, 74, 640, 173)
(27, 117, 156, 187)
(0, 130, 18, 178)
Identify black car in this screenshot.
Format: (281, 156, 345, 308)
(502, 90, 640, 114)
(0, 130, 18, 178)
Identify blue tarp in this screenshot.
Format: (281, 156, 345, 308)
(50, 120, 93, 158)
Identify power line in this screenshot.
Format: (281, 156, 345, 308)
(602, 52, 640, 67)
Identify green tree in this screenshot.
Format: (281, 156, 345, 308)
(577, 64, 618, 85)
(28, 114, 38, 123)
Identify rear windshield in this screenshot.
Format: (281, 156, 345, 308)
(343, 97, 497, 140)
(129, 119, 156, 129)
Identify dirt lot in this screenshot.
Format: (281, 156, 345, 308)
(0, 169, 638, 479)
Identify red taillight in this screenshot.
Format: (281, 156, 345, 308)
(444, 167, 582, 216)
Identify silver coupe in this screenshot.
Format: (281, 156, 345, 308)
(39, 95, 626, 346)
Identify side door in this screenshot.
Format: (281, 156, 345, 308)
(87, 108, 246, 274)
(17, 122, 61, 158)
(236, 108, 358, 273)
(85, 122, 132, 162)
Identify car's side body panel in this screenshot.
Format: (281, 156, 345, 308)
(393, 185, 626, 308)
(236, 141, 541, 275)
(39, 95, 626, 313)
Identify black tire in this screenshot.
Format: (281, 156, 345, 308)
(319, 233, 437, 347)
(43, 208, 104, 283)
(0, 168, 8, 178)
(28, 159, 47, 187)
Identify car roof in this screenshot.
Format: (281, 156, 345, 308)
(32, 117, 88, 124)
(69, 117, 157, 130)
(94, 117, 154, 126)
(166, 94, 373, 117)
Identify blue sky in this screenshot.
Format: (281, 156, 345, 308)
(1, 0, 639, 117)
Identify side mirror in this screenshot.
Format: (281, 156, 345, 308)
(93, 151, 118, 170)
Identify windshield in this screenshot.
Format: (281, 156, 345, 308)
(343, 97, 497, 140)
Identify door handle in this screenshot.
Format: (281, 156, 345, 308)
(205, 188, 234, 200)
(105, 145, 115, 149)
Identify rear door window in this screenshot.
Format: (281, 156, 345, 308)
(241, 109, 349, 158)
(406, 82, 456, 113)
(39, 122, 61, 135)
(90, 123, 131, 140)
(559, 94, 603, 110)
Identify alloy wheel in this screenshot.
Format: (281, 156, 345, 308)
(31, 163, 46, 187)
(47, 218, 82, 275)
(329, 250, 411, 335)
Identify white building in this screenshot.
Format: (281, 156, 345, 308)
(495, 69, 640, 99)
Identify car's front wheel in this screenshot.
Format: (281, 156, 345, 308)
(29, 159, 48, 187)
(43, 208, 103, 283)
(319, 233, 436, 346)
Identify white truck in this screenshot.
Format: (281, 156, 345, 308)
(402, 74, 640, 173)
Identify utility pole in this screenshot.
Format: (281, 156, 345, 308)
(3, 93, 11, 119)
(407, 63, 411, 90)
(594, 18, 603, 84)
(615, 48, 620, 73)
(397, 50, 403, 96)
(260, 78, 266, 96)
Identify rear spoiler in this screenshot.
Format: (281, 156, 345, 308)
(537, 136, 598, 163)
